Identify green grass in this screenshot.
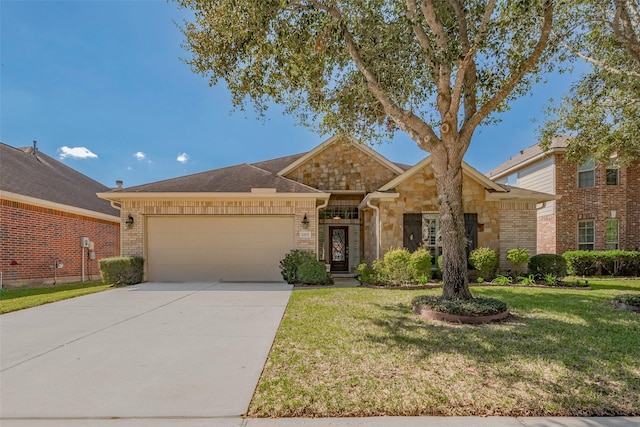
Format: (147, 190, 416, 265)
(249, 279, 640, 417)
(0, 281, 113, 314)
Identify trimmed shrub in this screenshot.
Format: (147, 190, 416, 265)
(356, 263, 375, 284)
(599, 250, 640, 276)
(563, 251, 599, 276)
(279, 249, 316, 284)
(297, 260, 333, 285)
(563, 250, 640, 276)
(506, 248, 530, 276)
(468, 247, 498, 280)
(379, 248, 413, 286)
(410, 248, 432, 282)
(528, 254, 567, 279)
(99, 256, 144, 286)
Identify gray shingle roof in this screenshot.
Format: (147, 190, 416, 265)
(0, 142, 119, 217)
(251, 153, 307, 174)
(120, 163, 321, 193)
(486, 136, 570, 178)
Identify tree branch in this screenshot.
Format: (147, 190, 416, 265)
(462, 0, 554, 141)
(307, 0, 439, 149)
(405, 0, 436, 71)
(612, 0, 640, 64)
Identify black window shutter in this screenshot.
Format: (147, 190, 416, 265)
(403, 214, 422, 253)
(464, 213, 478, 259)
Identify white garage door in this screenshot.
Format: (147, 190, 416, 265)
(147, 216, 294, 282)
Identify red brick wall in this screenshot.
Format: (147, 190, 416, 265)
(0, 199, 120, 286)
(625, 162, 640, 251)
(554, 154, 639, 253)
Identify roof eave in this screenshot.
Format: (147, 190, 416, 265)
(97, 191, 331, 201)
(488, 147, 566, 181)
(2, 190, 120, 222)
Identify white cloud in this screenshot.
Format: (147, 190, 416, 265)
(58, 146, 98, 159)
(177, 152, 189, 164)
(134, 151, 146, 161)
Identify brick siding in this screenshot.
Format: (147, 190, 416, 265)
(554, 154, 640, 253)
(1, 199, 120, 287)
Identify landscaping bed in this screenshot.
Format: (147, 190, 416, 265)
(249, 280, 640, 417)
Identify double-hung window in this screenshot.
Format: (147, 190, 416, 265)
(578, 158, 595, 188)
(578, 220, 595, 251)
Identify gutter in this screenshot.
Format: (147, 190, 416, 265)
(316, 197, 330, 261)
(358, 192, 399, 260)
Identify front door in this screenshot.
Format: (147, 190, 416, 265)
(330, 226, 349, 272)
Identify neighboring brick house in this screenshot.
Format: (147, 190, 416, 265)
(99, 136, 554, 282)
(487, 137, 640, 255)
(1, 142, 120, 287)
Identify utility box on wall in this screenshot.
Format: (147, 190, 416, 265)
(81, 237, 90, 248)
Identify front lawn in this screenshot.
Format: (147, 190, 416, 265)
(249, 279, 640, 417)
(0, 281, 112, 314)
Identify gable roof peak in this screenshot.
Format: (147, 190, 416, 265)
(277, 135, 405, 176)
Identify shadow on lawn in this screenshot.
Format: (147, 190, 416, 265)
(363, 289, 640, 416)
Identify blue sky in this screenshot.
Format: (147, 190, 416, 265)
(1, 1, 579, 188)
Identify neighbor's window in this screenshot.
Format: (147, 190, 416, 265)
(606, 219, 619, 250)
(578, 219, 595, 251)
(578, 158, 595, 188)
(606, 161, 619, 186)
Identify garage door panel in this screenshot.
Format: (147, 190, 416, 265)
(147, 216, 294, 282)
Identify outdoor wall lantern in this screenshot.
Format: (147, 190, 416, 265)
(302, 213, 309, 229)
(125, 214, 134, 229)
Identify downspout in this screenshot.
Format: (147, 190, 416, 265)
(366, 199, 380, 260)
(316, 198, 330, 261)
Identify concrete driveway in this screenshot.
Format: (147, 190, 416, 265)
(1, 282, 291, 424)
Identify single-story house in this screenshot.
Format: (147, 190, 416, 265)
(98, 136, 555, 282)
(1, 142, 120, 287)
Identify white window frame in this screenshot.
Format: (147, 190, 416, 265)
(578, 219, 595, 251)
(578, 158, 595, 188)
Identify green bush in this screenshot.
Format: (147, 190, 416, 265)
(379, 248, 413, 286)
(468, 247, 498, 280)
(528, 254, 567, 279)
(563, 251, 599, 276)
(506, 248, 530, 276)
(279, 249, 316, 284)
(99, 256, 144, 286)
(599, 250, 640, 276)
(410, 248, 432, 282)
(356, 263, 374, 284)
(563, 250, 640, 276)
(297, 260, 333, 285)
(365, 248, 433, 286)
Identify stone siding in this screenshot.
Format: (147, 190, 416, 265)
(284, 141, 399, 192)
(0, 198, 120, 287)
(375, 168, 502, 261)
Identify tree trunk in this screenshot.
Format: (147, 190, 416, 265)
(432, 157, 473, 300)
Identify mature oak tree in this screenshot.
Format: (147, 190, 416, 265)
(177, 0, 556, 300)
(542, 0, 640, 165)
